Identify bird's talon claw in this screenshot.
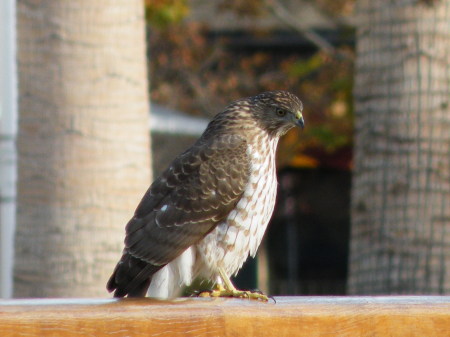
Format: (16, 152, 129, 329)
(198, 289, 268, 301)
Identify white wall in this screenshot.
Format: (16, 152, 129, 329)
(0, 0, 17, 298)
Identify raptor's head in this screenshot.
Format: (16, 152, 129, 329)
(204, 90, 304, 140)
(251, 91, 304, 137)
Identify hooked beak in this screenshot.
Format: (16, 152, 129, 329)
(295, 111, 304, 129)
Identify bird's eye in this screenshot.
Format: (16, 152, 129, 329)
(276, 109, 286, 117)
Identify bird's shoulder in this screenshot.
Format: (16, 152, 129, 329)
(134, 133, 250, 218)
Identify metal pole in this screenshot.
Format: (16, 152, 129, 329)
(0, 0, 18, 298)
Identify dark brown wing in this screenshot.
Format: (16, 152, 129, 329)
(107, 134, 250, 296)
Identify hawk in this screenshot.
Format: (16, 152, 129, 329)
(107, 91, 304, 299)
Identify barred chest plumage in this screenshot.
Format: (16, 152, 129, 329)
(195, 134, 279, 279)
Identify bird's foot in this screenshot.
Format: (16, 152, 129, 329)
(198, 284, 268, 301)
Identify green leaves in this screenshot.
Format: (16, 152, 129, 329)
(289, 54, 325, 79)
(145, 0, 189, 28)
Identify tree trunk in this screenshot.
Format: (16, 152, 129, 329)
(348, 0, 450, 294)
(14, 0, 151, 297)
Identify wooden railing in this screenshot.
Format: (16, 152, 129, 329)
(1, 296, 449, 336)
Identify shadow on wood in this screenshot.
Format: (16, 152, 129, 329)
(1, 296, 449, 336)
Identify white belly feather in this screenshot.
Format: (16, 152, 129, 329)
(196, 138, 279, 279)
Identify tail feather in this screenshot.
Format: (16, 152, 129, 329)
(107, 252, 163, 298)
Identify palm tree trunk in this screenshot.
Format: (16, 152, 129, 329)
(348, 0, 450, 294)
(14, 0, 151, 297)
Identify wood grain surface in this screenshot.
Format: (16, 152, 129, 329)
(1, 296, 449, 336)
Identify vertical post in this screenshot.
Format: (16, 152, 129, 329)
(14, 0, 151, 297)
(0, 0, 17, 298)
(349, 0, 450, 294)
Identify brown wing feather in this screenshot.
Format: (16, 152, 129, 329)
(107, 134, 250, 297)
(126, 133, 249, 264)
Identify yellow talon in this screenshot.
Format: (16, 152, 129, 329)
(197, 268, 268, 301)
